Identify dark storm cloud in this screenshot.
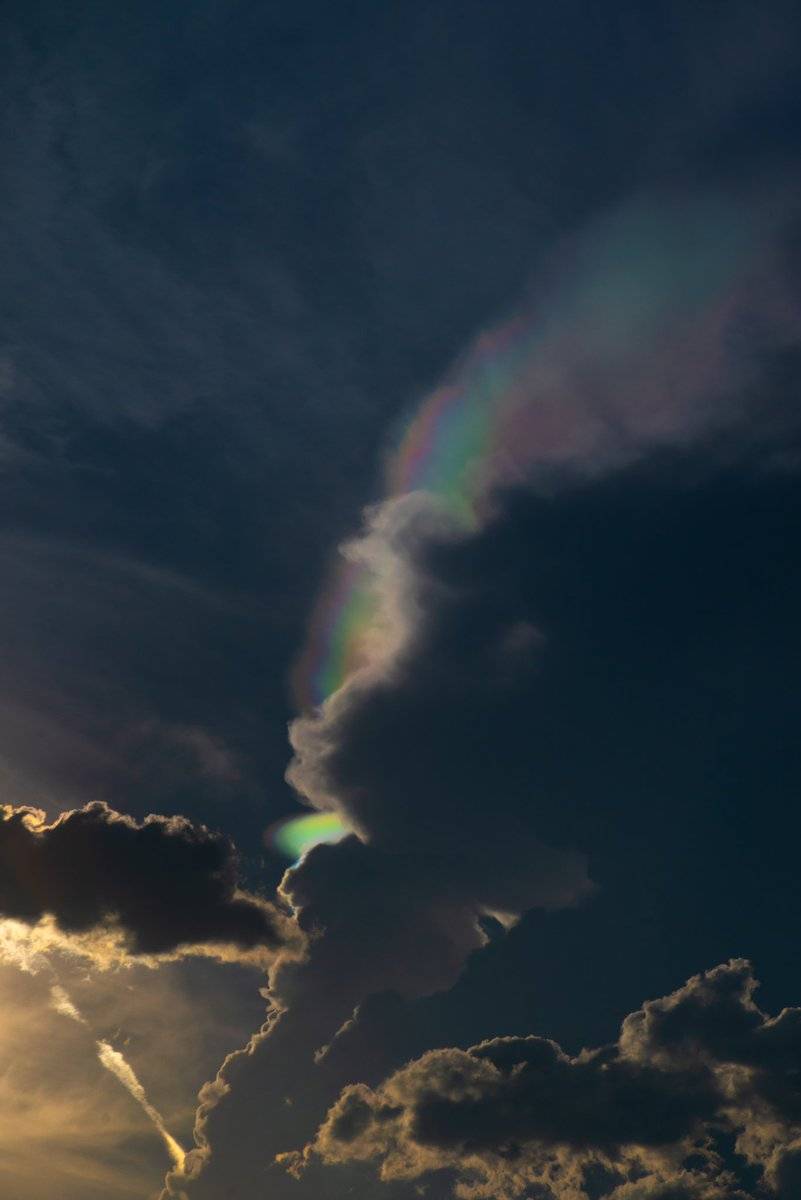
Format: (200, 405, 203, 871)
(286, 168, 801, 868)
(290, 961, 801, 1199)
(278, 837, 584, 1007)
(165, 823, 587, 1198)
(267, 169, 801, 1196)
(186, 442, 801, 1195)
(287, 494, 594, 925)
(0, 801, 298, 959)
(185, 449, 800, 1200)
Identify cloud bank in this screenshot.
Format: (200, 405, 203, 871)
(289, 960, 801, 1199)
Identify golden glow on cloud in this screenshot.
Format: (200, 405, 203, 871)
(96, 1042, 186, 1172)
(0, 923, 188, 1177)
(47, 977, 187, 1173)
(49, 984, 86, 1025)
(0, 962, 169, 1198)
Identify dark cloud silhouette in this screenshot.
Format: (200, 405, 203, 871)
(290, 961, 801, 1199)
(180, 453, 801, 1198)
(0, 802, 298, 959)
(287, 493, 594, 914)
(164, 825, 586, 1198)
(283, 833, 590, 1005)
(286, 174, 801, 923)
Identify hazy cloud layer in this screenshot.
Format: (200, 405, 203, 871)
(0, 945, 269, 1200)
(0, 962, 168, 1199)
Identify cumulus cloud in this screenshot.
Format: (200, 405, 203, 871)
(162, 824, 586, 1199)
(159, 494, 593, 1188)
(287, 493, 593, 923)
(178, 213, 801, 1192)
(186, 199, 801, 1187)
(286, 180, 801, 951)
(288, 960, 801, 1199)
(281, 834, 587, 1006)
(0, 802, 299, 961)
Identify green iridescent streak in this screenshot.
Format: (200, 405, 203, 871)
(272, 811, 349, 860)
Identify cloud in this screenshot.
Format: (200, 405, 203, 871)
(97, 1040, 187, 1172)
(158, 491, 592, 1184)
(0, 6, 797, 1200)
(287, 492, 593, 919)
(0, 960, 169, 1198)
(177, 207, 801, 1193)
(288, 960, 801, 1199)
(281, 834, 589, 1015)
(170, 455, 801, 1199)
(184, 178, 801, 1188)
(0, 941, 271, 1200)
(0, 802, 300, 962)
(286, 178, 801, 930)
(162, 824, 587, 1199)
(45, 978, 187, 1171)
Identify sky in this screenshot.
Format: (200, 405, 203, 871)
(1, 2, 800, 1198)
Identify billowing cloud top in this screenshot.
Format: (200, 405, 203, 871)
(288, 960, 801, 1199)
